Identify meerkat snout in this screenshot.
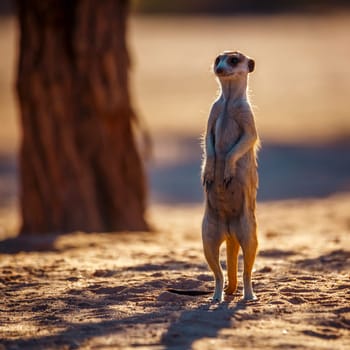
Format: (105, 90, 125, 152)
(214, 51, 255, 77)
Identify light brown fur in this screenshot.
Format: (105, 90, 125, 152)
(201, 51, 259, 302)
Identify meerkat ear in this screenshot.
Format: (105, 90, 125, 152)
(248, 59, 255, 73)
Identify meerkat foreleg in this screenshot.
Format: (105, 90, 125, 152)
(202, 156, 215, 189)
(202, 105, 219, 189)
(202, 135, 216, 189)
(223, 121, 257, 187)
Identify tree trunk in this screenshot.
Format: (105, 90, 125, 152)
(16, 0, 149, 234)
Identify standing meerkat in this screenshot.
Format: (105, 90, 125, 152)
(201, 51, 259, 302)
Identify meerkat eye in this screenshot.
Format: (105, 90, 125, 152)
(229, 56, 239, 65)
(214, 56, 221, 66)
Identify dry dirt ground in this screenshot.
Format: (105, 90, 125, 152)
(0, 194, 349, 350)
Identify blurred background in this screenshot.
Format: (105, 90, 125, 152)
(0, 0, 350, 233)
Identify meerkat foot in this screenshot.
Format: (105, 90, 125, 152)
(224, 284, 237, 295)
(243, 291, 258, 301)
(212, 286, 223, 303)
(211, 293, 223, 303)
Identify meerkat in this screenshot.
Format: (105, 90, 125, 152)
(201, 51, 259, 302)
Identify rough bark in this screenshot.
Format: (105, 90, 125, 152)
(16, 0, 149, 234)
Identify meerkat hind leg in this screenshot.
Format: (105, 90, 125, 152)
(234, 221, 258, 301)
(224, 235, 240, 295)
(202, 216, 225, 302)
(241, 234, 258, 300)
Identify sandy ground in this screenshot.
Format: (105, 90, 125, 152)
(0, 194, 349, 349)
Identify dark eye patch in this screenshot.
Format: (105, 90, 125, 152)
(229, 56, 240, 65)
(214, 56, 221, 66)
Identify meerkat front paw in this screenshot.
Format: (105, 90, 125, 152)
(202, 171, 214, 188)
(202, 161, 215, 189)
(223, 162, 236, 188)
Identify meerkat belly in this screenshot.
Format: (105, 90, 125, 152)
(208, 158, 246, 218)
(206, 116, 246, 217)
(214, 115, 241, 157)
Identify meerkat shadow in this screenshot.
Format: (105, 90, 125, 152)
(161, 300, 250, 349)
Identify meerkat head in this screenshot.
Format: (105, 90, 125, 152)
(213, 51, 255, 81)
